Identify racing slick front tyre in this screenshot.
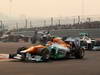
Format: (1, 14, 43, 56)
(17, 46, 27, 54)
(16, 47, 28, 61)
(9, 47, 27, 59)
(74, 48, 85, 59)
(40, 48, 50, 62)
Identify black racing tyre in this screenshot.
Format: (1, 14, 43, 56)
(40, 48, 50, 61)
(9, 47, 27, 59)
(16, 47, 27, 61)
(17, 46, 27, 54)
(74, 48, 85, 59)
(65, 52, 70, 59)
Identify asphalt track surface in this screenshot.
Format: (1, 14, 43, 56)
(0, 42, 100, 75)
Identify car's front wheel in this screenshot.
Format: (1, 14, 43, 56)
(40, 48, 50, 61)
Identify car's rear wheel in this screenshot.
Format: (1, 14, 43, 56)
(74, 48, 85, 59)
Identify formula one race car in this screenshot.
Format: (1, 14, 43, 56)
(8, 38, 85, 62)
(80, 38, 100, 51)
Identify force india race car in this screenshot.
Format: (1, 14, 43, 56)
(7, 38, 85, 62)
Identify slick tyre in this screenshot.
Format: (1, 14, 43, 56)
(17, 47, 27, 54)
(16, 47, 27, 61)
(75, 48, 85, 59)
(40, 48, 50, 62)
